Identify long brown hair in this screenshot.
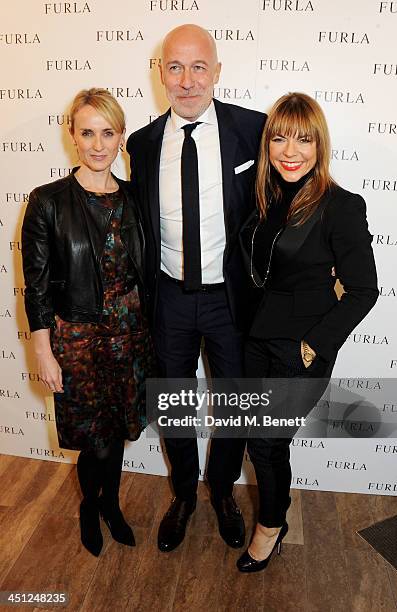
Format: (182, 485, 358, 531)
(256, 92, 335, 224)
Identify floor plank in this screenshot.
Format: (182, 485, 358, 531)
(345, 547, 396, 612)
(0, 456, 71, 507)
(117, 476, 186, 612)
(46, 466, 81, 518)
(123, 473, 167, 529)
(173, 533, 225, 612)
(80, 526, 148, 612)
(0, 453, 18, 478)
(387, 566, 397, 608)
(285, 489, 304, 545)
(190, 480, 224, 536)
(262, 543, 308, 612)
(336, 492, 376, 551)
(301, 491, 352, 612)
(0, 461, 72, 584)
(1, 514, 101, 611)
(213, 544, 265, 612)
(370, 495, 397, 523)
(125, 516, 186, 611)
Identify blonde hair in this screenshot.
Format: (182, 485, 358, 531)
(256, 92, 335, 224)
(69, 88, 125, 134)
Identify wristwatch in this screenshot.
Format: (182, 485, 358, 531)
(302, 341, 316, 364)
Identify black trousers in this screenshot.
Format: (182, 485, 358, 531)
(154, 272, 246, 501)
(245, 337, 335, 527)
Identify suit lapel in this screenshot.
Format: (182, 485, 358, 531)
(147, 110, 170, 247)
(214, 99, 238, 215)
(276, 193, 331, 260)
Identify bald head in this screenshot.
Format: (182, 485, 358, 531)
(162, 24, 218, 65)
(160, 24, 221, 121)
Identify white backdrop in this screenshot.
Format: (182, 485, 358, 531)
(0, 0, 396, 495)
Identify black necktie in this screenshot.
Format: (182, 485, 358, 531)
(181, 122, 201, 290)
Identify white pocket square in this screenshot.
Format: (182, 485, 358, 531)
(234, 159, 255, 174)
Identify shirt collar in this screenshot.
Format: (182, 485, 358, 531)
(169, 100, 217, 132)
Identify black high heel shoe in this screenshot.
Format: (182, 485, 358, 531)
(98, 496, 135, 546)
(79, 499, 103, 557)
(237, 522, 288, 573)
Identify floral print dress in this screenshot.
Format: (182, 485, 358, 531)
(51, 190, 155, 451)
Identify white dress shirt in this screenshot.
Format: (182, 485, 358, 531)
(159, 101, 226, 283)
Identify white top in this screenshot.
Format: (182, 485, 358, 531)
(159, 101, 225, 283)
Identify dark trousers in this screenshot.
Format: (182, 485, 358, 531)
(245, 337, 335, 527)
(154, 272, 246, 501)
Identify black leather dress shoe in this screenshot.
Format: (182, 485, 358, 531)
(158, 497, 196, 552)
(211, 495, 245, 548)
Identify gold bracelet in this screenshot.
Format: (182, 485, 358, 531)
(302, 342, 315, 363)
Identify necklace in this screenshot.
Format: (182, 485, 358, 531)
(250, 223, 284, 288)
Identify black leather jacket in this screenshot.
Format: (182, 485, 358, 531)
(22, 169, 145, 332)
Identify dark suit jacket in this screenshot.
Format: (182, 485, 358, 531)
(126, 99, 266, 330)
(240, 184, 379, 361)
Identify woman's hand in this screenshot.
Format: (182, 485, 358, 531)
(37, 352, 63, 393)
(300, 340, 317, 369)
(32, 329, 63, 393)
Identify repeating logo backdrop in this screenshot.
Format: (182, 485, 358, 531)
(0, 0, 396, 495)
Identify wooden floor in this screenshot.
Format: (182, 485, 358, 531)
(0, 454, 396, 612)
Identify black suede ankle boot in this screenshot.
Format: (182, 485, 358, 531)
(98, 440, 135, 546)
(79, 499, 103, 556)
(98, 495, 135, 546)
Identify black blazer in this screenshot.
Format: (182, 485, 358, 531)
(240, 185, 378, 361)
(126, 99, 266, 330)
(22, 170, 144, 332)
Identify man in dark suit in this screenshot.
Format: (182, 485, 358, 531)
(127, 24, 265, 552)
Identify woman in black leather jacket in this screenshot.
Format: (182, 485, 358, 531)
(22, 88, 155, 557)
